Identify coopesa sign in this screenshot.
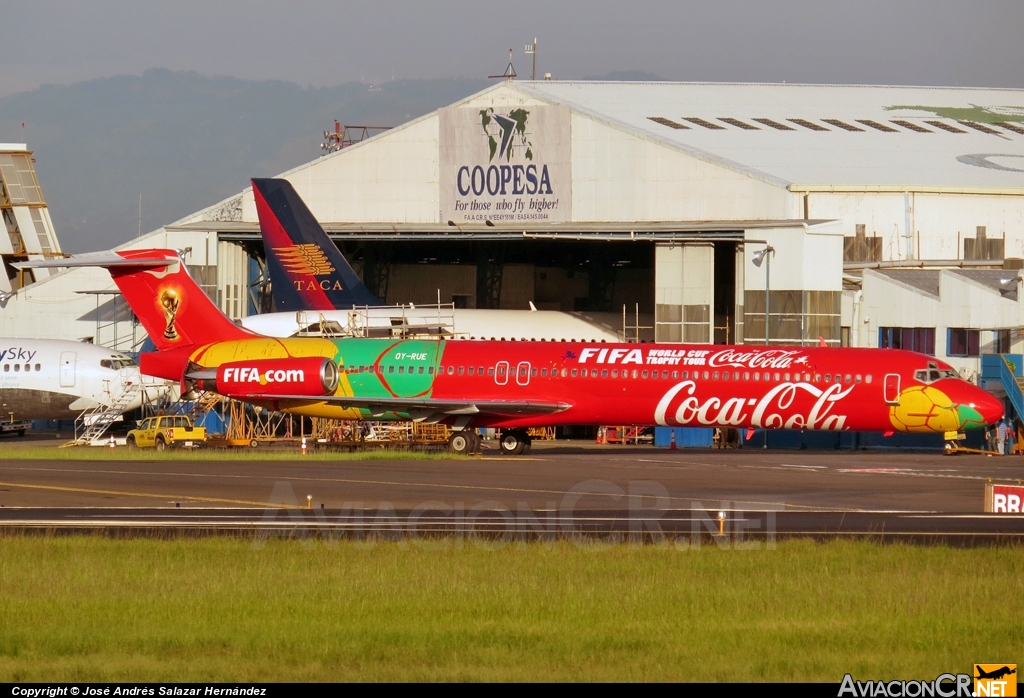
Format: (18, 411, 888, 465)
(439, 104, 571, 223)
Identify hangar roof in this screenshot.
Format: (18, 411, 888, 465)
(512, 81, 1024, 190)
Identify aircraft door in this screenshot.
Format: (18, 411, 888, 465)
(884, 373, 901, 404)
(495, 361, 509, 385)
(516, 361, 531, 386)
(59, 352, 76, 388)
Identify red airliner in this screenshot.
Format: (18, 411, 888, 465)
(25, 249, 1003, 454)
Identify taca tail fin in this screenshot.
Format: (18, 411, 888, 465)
(252, 177, 381, 312)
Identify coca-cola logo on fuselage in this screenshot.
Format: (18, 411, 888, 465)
(576, 346, 810, 369)
(654, 380, 854, 431)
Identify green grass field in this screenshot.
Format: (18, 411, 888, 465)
(0, 536, 1019, 681)
(0, 444, 461, 461)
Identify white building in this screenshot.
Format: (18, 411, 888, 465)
(3, 81, 1024, 380)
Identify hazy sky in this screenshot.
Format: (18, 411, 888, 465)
(3, 0, 1024, 98)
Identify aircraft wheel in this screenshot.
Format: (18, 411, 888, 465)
(126, 436, 137, 450)
(449, 431, 474, 455)
(499, 430, 526, 455)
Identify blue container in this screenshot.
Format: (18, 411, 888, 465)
(654, 427, 714, 448)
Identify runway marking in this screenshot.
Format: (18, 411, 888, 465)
(779, 464, 826, 470)
(0, 469, 837, 511)
(0, 480, 304, 509)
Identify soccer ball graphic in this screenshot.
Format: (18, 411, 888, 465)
(889, 385, 962, 433)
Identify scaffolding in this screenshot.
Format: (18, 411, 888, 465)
(292, 303, 462, 340)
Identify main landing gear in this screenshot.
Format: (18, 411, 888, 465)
(448, 429, 480, 455)
(498, 429, 532, 455)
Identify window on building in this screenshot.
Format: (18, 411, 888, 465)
(879, 327, 936, 355)
(947, 328, 981, 357)
(988, 329, 1012, 355)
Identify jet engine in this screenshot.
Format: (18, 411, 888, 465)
(193, 357, 339, 398)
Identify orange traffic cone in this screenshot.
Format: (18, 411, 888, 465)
(669, 429, 677, 450)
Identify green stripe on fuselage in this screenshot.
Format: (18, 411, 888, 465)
(332, 338, 441, 398)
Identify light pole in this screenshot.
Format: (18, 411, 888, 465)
(752, 245, 775, 346)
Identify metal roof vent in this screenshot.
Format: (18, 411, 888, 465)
(855, 120, 898, 133)
(752, 118, 795, 131)
(890, 119, 932, 133)
(788, 118, 829, 132)
(647, 117, 689, 130)
(924, 120, 967, 133)
(718, 118, 759, 130)
(958, 121, 1002, 135)
(682, 117, 726, 130)
(822, 119, 864, 132)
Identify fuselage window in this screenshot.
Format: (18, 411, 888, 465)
(845, 374, 852, 383)
(743, 372, 750, 381)
(428, 366, 434, 375)
(478, 366, 484, 375)
(774, 372, 780, 382)
(561, 368, 567, 377)
(398, 366, 405, 374)
(601, 369, 608, 378)
(814, 373, 821, 382)
(488, 367, 495, 376)
(825, 373, 831, 382)
(662, 371, 668, 379)
(387, 366, 394, 374)
(753, 372, 760, 381)
(13, 364, 19, 372)
(541, 368, 547, 377)
(611, 369, 618, 378)
(630, 369, 637, 379)
(532, 368, 538, 377)
(34, 363, 40, 371)
(457, 366, 464, 375)
(2, 364, 7, 372)
(446, 366, 454, 375)
(498, 366, 506, 376)
(571, 369, 578, 377)
(641, 370, 648, 379)
(865, 374, 872, 384)
(703, 371, 710, 380)
(855, 374, 862, 383)
(591, 369, 598, 378)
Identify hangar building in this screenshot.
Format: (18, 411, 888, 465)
(4, 81, 1024, 385)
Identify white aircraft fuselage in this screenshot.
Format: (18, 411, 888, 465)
(240, 308, 624, 342)
(0, 338, 152, 421)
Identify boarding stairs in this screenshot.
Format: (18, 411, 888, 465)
(65, 376, 142, 446)
(979, 354, 1024, 421)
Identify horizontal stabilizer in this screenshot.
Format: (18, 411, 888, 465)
(14, 251, 175, 270)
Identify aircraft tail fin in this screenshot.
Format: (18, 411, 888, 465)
(252, 177, 381, 312)
(18, 249, 254, 353)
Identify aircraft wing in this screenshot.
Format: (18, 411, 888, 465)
(248, 394, 570, 418)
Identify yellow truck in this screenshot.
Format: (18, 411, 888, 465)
(126, 415, 206, 450)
